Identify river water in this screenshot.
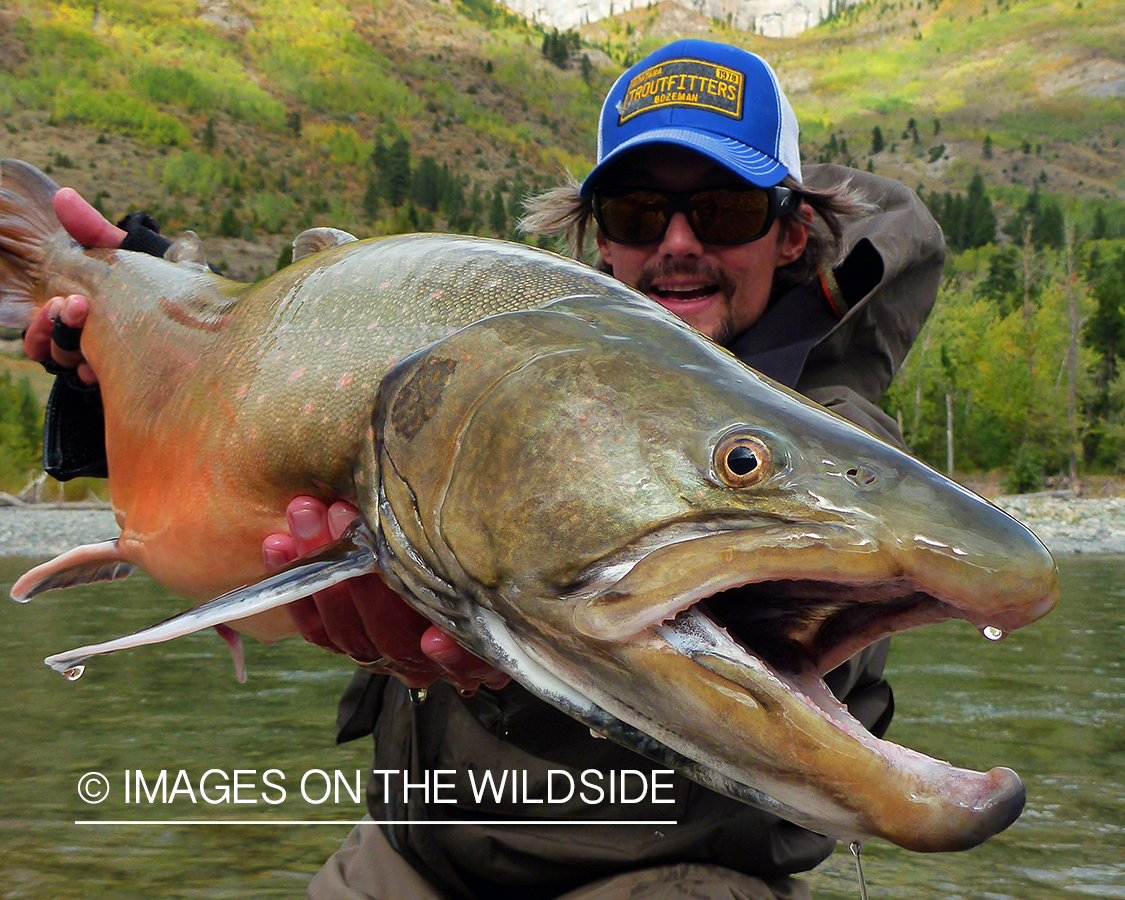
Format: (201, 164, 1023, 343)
(1, 554, 1122, 899)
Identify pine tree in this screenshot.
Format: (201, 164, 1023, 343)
(370, 136, 388, 173)
(871, 125, 885, 154)
(1092, 207, 1108, 240)
(218, 206, 241, 238)
(202, 117, 218, 152)
(542, 29, 570, 67)
(964, 173, 997, 248)
(1084, 248, 1125, 389)
(362, 175, 380, 221)
(441, 167, 467, 228)
(488, 187, 507, 235)
(380, 136, 412, 207)
(1034, 199, 1065, 249)
(412, 156, 442, 212)
(468, 181, 484, 233)
(276, 242, 294, 271)
(944, 193, 968, 252)
(506, 178, 527, 235)
(975, 247, 1020, 314)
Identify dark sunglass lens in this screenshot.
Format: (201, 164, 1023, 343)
(598, 191, 669, 244)
(690, 189, 771, 243)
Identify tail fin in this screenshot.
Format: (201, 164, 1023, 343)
(0, 159, 64, 329)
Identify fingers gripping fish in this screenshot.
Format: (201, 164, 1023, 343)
(0, 159, 1058, 854)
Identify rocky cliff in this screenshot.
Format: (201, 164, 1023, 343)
(500, 0, 857, 38)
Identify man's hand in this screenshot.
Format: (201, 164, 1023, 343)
(21, 188, 125, 381)
(263, 489, 511, 695)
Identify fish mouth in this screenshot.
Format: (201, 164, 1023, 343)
(571, 519, 1057, 661)
(557, 518, 1057, 851)
(698, 579, 946, 677)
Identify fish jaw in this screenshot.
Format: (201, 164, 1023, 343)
(529, 475, 1056, 851)
(586, 614, 1026, 852)
(477, 509, 1053, 851)
(460, 563, 1030, 852)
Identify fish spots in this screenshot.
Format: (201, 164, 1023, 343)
(304, 402, 315, 414)
(289, 367, 307, 382)
(236, 384, 250, 399)
(338, 372, 355, 389)
(390, 355, 458, 441)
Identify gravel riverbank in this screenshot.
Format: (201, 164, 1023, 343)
(993, 495, 1125, 556)
(1, 495, 1123, 560)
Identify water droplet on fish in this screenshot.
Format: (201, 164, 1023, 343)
(982, 625, 1005, 641)
(850, 841, 870, 900)
(654, 830, 665, 838)
(408, 687, 428, 705)
(64, 665, 85, 682)
(590, 728, 607, 740)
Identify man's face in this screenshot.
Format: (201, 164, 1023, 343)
(594, 146, 808, 345)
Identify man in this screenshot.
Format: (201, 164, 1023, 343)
(26, 39, 942, 900)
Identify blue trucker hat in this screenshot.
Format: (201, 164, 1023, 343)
(580, 40, 801, 198)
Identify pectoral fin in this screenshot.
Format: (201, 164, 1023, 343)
(11, 540, 136, 603)
(43, 520, 379, 679)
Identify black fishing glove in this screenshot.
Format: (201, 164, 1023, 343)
(41, 212, 170, 480)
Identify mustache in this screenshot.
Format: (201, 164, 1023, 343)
(635, 261, 738, 299)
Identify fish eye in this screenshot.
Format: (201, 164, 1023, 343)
(713, 434, 770, 488)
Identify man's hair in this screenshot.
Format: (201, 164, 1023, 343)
(520, 174, 872, 300)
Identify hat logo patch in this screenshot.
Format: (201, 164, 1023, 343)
(618, 58, 744, 124)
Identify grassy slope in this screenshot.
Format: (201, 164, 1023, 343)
(0, 0, 1122, 491)
(583, 0, 1124, 221)
(1, 0, 1121, 276)
(0, 0, 609, 281)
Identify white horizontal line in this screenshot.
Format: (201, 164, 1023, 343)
(76, 819, 678, 826)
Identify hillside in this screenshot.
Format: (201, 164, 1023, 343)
(2, 0, 1124, 495)
(0, 0, 1121, 285)
(584, 0, 1124, 215)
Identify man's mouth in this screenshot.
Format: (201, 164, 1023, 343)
(637, 263, 735, 311)
(650, 283, 720, 303)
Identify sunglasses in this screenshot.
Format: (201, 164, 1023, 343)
(592, 185, 794, 246)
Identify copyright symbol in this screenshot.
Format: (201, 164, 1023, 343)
(78, 772, 110, 804)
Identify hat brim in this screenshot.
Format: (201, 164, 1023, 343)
(580, 128, 790, 198)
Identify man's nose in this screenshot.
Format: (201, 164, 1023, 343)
(659, 211, 703, 256)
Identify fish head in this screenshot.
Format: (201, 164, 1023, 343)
(371, 291, 1058, 853)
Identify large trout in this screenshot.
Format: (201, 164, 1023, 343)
(0, 159, 1057, 852)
